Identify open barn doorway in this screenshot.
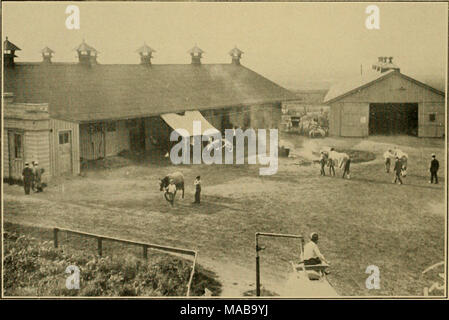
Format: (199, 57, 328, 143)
(369, 103, 418, 136)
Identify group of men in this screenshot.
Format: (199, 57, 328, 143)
(319, 148, 351, 179)
(383, 148, 408, 185)
(21, 161, 44, 195)
(383, 148, 439, 185)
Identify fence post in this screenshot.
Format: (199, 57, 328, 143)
(53, 228, 59, 248)
(143, 245, 148, 259)
(255, 233, 260, 297)
(97, 237, 103, 257)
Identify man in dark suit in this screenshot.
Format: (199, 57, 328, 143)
(392, 157, 403, 185)
(429, 154, 439, 184)
(22, 162, 34, 195)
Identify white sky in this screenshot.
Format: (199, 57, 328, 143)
(3, 2, 447, 90)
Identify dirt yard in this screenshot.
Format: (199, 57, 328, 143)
(3, 135, 445, 296)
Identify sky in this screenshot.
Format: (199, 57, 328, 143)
(3, 2, 447, 90)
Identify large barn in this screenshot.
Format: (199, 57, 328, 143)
(3, 39, 297, 182)
(324, 57, 445, 138)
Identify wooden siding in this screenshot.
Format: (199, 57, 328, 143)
(329, 103, 341, 136)
(328, 72, 445, 138)
(3, 127, 10, 178)
(80, 123, 104, 161)
(81, 121, 131, 160)
(418, 102, 445, 137)
(116, 120, 131, 153)
(50, 119, 80, 176)
(24, 130, 51, 181)
(340, 103, 369, 137)
(4, 116, 51, 181)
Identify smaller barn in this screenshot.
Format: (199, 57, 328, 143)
(324, 58, 445, 138)
(3, 97, 80, 184)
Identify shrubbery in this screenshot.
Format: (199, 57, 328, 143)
(4, 231, 221, 296)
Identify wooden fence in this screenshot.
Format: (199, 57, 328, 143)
(53, 227, 198, 296)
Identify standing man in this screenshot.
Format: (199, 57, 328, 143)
(165, 180, 177, 206)
(319, 152, 327, 176)
(341, 155, 351, 179)
(383, 149, 394, 173)
(392, 156, 403, 185)
(429, 154, 439, 184)
(193, 176, 201, 204)
(33, 161, 43, 192)
(22, 162, 34, 195)
(328, 148, 336, 177)
(31, 161, 37, 191)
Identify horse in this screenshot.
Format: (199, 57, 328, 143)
(159, 172, 185, 203)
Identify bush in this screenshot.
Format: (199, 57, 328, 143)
(4, 232, 221, 297)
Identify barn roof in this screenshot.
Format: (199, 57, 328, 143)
(324, 70, 444, 104)
(4, 63, 297, 122)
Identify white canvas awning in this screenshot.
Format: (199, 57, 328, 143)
(161, 110, 220, 137)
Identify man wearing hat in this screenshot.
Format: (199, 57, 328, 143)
(303, 232, 329, 266)
(22, 162, 34, 195)
(392, 156, 403, 185)
(33, 161, 44, 192)
(193, 176, 201, 204)
(429, 154, 439, 184)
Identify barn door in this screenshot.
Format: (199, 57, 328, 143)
(8, 130, 24, 181)
(58, 131, 72, 175)
(89, 123, 105, 159)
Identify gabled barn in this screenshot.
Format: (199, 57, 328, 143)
(3, 39, 297, 181)
(324, 58, 445, 138)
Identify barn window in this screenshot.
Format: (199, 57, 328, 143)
(429, 113, 436, 122)
(14, 134, 23, 159)
(59, 132, 69, 144)
(106, 122, 116, 132)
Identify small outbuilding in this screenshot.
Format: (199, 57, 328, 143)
(3, 98, 80, 184)
(324, 57, 445, 138)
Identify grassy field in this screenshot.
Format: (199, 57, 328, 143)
(3, 135, 445, 296)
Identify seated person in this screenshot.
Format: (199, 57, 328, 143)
(303, 232, 329, 266)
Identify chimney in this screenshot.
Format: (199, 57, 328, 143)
(3, 37, 21, 68)
(373, 56, 400, 73)
(75, 40, 98, 66)
(188, 45, 204, 65)
(41, 46, 55, 64)
(229, 46, 244, 65)
(136, 43, 156, 66)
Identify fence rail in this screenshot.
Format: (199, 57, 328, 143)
(53, 227, 198, 296)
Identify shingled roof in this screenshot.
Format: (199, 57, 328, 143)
(5, 63, 297, 122)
